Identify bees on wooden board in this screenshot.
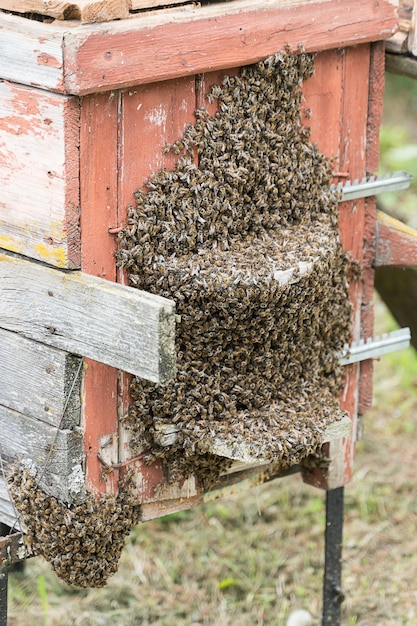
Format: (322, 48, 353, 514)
(116, 49, 352, 490)
(9, 50, 353, 580)
(8, 466, 140, 588)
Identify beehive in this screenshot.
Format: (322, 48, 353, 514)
(0, 0, 399, 586)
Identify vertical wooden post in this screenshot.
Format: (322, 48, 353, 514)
(117, 76, 197, 501)
(80, 91, 120, 496)
(0, 567, 7, 626)
(322, 487, 345, 625)
(302, 44, 371, 490)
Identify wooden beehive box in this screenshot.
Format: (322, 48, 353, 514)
(0, 0, 403, 582)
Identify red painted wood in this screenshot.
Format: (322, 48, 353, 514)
(63, 0, 397, 95)
(375, 210, 417, 267)
(331, 45, 371, 488)
(358, 42, 386, 416)
(302, 45, 372, 489)
(116, 76, 197, 502)
(80, 92, 120, 496)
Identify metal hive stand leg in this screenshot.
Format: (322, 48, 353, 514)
(0, 566, 7, 626)
(322, 486, 345, 626)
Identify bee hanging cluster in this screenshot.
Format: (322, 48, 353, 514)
(8, 466, 140, 588)
(118, 50, 352, 489)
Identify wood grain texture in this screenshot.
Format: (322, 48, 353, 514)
(62, 0, 397, 95)
(358, 41, 385, 417)
(329, 45, 371, 489)
(0, 478, 23, 531)
(0, 405, 84, 502)
(0, 81, 80, 268)
(79, 92, 120, 496)
(0, 527, 28, 565)
(301, 46, 371, 490)
(375, 210, 417, 267)
(0, 0, 129, 21)
(0, 328, 82, 428)
(0, 12, 64, 92)
(0, 251, 176, 381)
(117, 76, 197, 503)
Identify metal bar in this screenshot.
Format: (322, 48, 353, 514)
(339, 327, 411, 365)
(322, 487, 345, 626)
(333, 170, 412, 201)
(0, 567, 7, 626)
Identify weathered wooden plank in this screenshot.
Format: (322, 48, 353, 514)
(326, 45, 371, 490)
(375, 210, 417, 267)
(0, 12, 64, 92)
(0, 0, 129, 21)
(0, 328, 82, 429)
(117, 76, 196, 502)
(0, 530, 29, 566)
(0, 81, 80, 268)
(0, 478, 22, 531)
(301, 46, 371, 490)
(386, 51, 417, 78)
(0, 0, 398, 95)
(153, 416, 352, 464)
(130, 0, 190, 9)
(62, 0, 397, 95)
(79, 92, 120, 496)
(0, 251, 176, 382)
(0, 405, 84, 502)
(359, 41, 385, 417)
(386, 0, 417, 56)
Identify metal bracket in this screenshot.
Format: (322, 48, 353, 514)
(333, 170, 412, 201)
(339, 327, 411, 366)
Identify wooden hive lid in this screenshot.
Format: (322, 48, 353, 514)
(0, 0, 398, 94)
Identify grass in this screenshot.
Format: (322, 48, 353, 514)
(7, 301, 417, 625)
(6, 73, 417, 626)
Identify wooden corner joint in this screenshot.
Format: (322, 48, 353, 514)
(374, 210, 417, 268)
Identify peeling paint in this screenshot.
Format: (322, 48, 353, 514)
(34, 242, 67, 267)
(145, 104, 167, 129)
(37, 53, 62, 69)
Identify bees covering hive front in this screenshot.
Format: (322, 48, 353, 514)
(8, 49, 352, 588)
(118, 50, 352, 489)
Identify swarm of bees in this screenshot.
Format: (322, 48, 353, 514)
(8, 465, 140, 587)
(117, 50, 352, 489)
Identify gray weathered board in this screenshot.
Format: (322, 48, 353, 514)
(0, 328, 82, 429)
(0, 251, 176, 382)
(0, 80, 80, 269)
(0, 405, 84, 501)
(0, 250, 175, 517)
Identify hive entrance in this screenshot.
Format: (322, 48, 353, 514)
(119, 50, 352, 488)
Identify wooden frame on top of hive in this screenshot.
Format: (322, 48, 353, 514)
(0, 0, 399, 525)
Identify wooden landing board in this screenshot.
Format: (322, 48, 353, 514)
(0, 0, 397, 94)
(0, 81, 80, 268)
(0, 328, 82, 428)
(153, 416, 353, 464)
(0, 252, 176, 382)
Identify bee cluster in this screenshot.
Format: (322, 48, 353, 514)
(118, 50, 352, 489)
(8, 465, 141, 587)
